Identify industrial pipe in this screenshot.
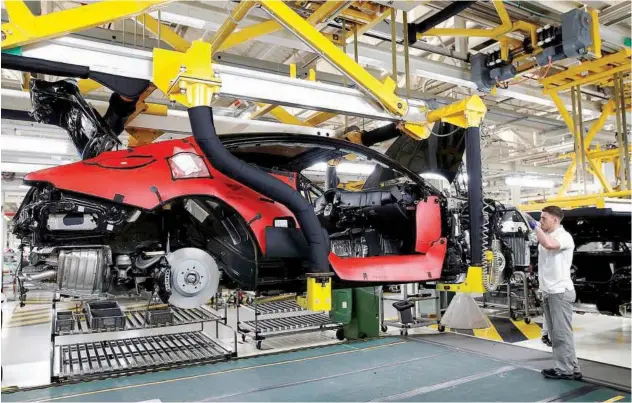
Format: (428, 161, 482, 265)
(19, 269, 57, 281)
(410, 42, 470, 62)
(359, 123, 403, 147)
(187, 106, 330, 276)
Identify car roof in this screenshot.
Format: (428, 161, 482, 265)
(217, 133, 426, 185)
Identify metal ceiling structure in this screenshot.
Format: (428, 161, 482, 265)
(1, 0, 630, 209)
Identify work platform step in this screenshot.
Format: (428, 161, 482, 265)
(241, 312, 339, 335)
(243, 298, 306, 315)
(54, 331, 233, 381)
(54, 305, 224, 335)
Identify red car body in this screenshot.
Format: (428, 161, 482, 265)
(24, 134, 446, 284)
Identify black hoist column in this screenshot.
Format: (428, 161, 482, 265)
(465, 126, 484, 266)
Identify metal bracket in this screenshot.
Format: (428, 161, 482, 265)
(437, 266, 486, 293)
(427, 95, 487, 129)
(153, 40, 222, 108)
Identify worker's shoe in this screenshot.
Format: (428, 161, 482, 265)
(573, 371, 583, 380)
(542, 368, 573, 380)
(541, 335, 552, 347)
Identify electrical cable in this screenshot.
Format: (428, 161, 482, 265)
(497, 56, 552, 88)
(142, 287, 156, 326)
(430, 124, 463, 137)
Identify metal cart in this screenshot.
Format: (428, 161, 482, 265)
(49, 294, 237, 383)
(236, 294, 341, 349)
(380, 286, 443, 336)
(478, 270, 542, 323)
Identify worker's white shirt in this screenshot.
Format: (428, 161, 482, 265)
(538, 225, 575, 294)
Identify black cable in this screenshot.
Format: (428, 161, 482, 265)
(431, 125, 463, 137)
(142, 287, 156, 326)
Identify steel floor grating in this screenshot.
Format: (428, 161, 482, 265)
(54, 331, 232, 381)
(55, 306, 223, 335)
(241, 312, 339, 335)
(243, 299, 305, 315)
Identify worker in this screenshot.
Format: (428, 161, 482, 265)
(541, 315, 552, 347)
(525, 206, 581, 380)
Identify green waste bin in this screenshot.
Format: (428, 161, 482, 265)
(330, 288, 353, 324)
(330, 287, 380, 340)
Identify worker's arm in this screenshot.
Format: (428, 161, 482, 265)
(525, 214, 570, 251)
(533, 226, 561, 250)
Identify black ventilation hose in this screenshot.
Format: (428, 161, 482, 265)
(188, 106, 331, 276)
(465, 126, 484, 266)
(359, 123, 401, 147)
(103, 93, 139, 135)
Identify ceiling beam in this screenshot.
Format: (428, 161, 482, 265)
(154, 2, 606, 115)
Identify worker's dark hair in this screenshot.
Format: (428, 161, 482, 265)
(542, 205, 564, 221)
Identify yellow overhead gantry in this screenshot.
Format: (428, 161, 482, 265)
(1, 0, 489, 139)
(540, 49, 632, 198)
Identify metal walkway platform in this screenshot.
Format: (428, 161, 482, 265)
(54, 331, 232, 381)
(4, 335, 630, 402)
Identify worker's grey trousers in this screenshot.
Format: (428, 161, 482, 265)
(542, 289, 580, 374)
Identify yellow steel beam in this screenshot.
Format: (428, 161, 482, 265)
(585, 100, 616, 147)
(420, 1, 512, 39)
(21, 72, 30, 91)
(589, 146, 631, 160)
(512, 21, 539, 54)
(427, 95, 487, 128)
(250, 103, 277, 120)
(588, 8, 602, 59)
(144, 102, 169, 116)
(1, 0, 168, 49)
(345, 10, 390, 43)
(559, 145, 632, 161)
(549, 92, 575, 137)
(153, 41, 221, 108)
(77, 79, 104, 94)
(587, 157, 614, 193)
(557, 160, 576, 197)
(267, 105, 310, 126)
(544, 65, 630, 94)
(136, 13, 190, 52)
(218, 1, 349, 126)
(541, 49, 631, 92)
(219, 1, 347, 52)
(305, 111, 338, 126)
(259, 0, 406, 117)
(210, 1, 256, 55)
(499, 37, 510, 61)
(125, 84, 163, 125)
(133, 8, 310, 126)
(518, 190, 631, 211)
(127, 128, 163, 147)
(218, 20, 280, 52)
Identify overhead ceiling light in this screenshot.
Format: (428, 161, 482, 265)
(505, 176, 555, 188)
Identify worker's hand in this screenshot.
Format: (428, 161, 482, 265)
(525, 214, 539, 230)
